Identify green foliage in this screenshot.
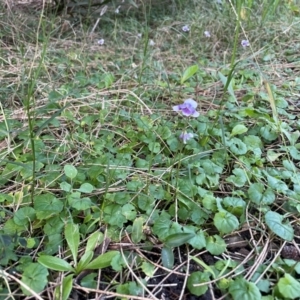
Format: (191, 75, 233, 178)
(265, 211, 294, 241)
(187, 271, 210, 296)
(229, 277, 261, 300)
(21, 263, 49, 296)
(38, 256, 74, 272)
(0, 0, 299, 298)
(214, 210, 239, 235)
(277, 274, 300, 299)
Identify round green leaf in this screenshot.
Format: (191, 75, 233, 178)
(148, 142, 160, 153)
(248, 183, 264, 204)
(231, 124, 248, 136)
(226, 168, 247, 187)
(60, 181, 72, 192)
(229, 277, 261, 300)
(214, 211, 239, 235)
(278, 273, 300, 299)
(64, 164, 78, 179)
(206, 235, 227, 255)
(34, 193, 64, 215)
(265, 211, 294, 241)
(141, 262, 155, 277)
(14, 207, 36, 226)
(229, 138, 247, 155)
(187, 271, 210, 296)
(77, 183, 94, 193)
(21, 263, 49, 296)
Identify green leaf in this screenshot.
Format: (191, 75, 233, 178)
(206, 235, 227, 255)
(188, 230, 206, 250)
(265, 211, 294, 241)
(161, 246, 174, 269)
(85, 251, 119, 269)
(290, 146, 300, 160)
(122, 203, 136, 220)
(60, 181, 72, 192)
(214, 211, 239, 235)
(38, 255, 74, 272)
(231, 124, 248, 136)
(229, 138, 247, 155)
(64, 164, 78, 179)
(260, 125, 278, 141)
(226, 168, 247, 187)
(152, 212, 172, 240)
(54, 274, 73, 300)
(181, 64, 199, 84)
(103, 204, 126, 227)
(14, 207, 36, 226)
(34, 194, 64, 219)
(223, 197, 245, 216)
(86, 231, 104, 253)
(77, 183, 94, 193)
(68, 192, 93, 210)
(157, 126, 172, 139)
(104, 73, 115, 88)
(229, 277, 261, 300)
(243, 135, 262, 156)
(148, 142, 160, 153)
(65, 223, 80, 265)
(187, 271, 210, 296)
(278, 274, 300, 299)
(248, 183, 275, 205)
(21, 263, 49, 296)
(132, 217, 144, 244)
(164, 232, 195, 248)
(265, 173, 289, 193)
(111, 252, 125, 271)
(76, 251, 93, 273)
(141, 262, 155, 277)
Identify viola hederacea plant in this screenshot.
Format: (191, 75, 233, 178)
(241, 39, 250, 48)
(173, 98, 199, 144)
(179, 132, 194, 144)
(204, 30, 211, 37)
(182, 25, 190, 32)
(173, 98, 199, 117)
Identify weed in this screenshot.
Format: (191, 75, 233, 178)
(1, 0, 300, 299)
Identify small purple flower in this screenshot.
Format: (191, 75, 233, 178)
(182, 25, 190, 32)
(241, 40, 250, 48)
(204, 31, 211, 37)
(173, 98, 199, 117)
(180, 132, 194, 144)
(97, 39, 105, 45)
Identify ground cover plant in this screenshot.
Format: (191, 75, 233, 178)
(1, 0, 300, 299)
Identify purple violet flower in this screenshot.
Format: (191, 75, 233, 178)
(173, 98, 199, 117)
(180, 132, 194, 144)
(182, 25, 190, 32)
(204, 31, 211, 37)
(241, 40, 250, 48)
(97, 39, 105, 45)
